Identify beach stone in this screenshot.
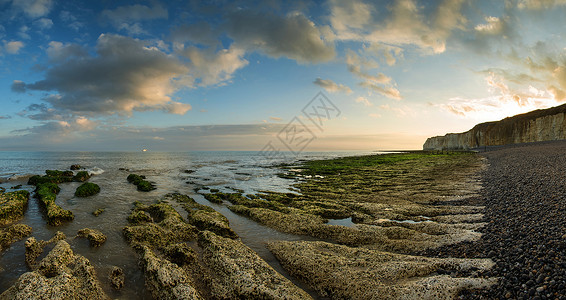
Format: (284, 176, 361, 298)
(76, 228, 106, 247)
(0, 223, 32, 252)
(108, 266, 125, 290)
(0, 240, 108, 299)
(0, 190, 30, 226)
(70, 164, 81, 170)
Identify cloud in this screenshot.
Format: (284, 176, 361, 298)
(361, 82, 402, 100)
(178, 45, 248, 87)
(0, 115, 12, 120)
(101, 3, 168, 35)
(313, 78, 352, 94)
(12, 0, 53, 18)
(15, 34, 191, 116)
(46, 41, 88, 62)
(345, 50, 400, 100)
(329, 0, 467, 54)
(4, 40, 24, 54)
(33, 17, 53, 29)
(226, 11, 335, 63)
(517, 0, 566, 10)
(269, 116, 282, 121)
(355, 96, 373, 107)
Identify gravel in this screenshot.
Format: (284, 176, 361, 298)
(424, 141, 566, 299)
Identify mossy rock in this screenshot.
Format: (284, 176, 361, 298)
(36, 183, 60, 195)
(127, 174, 155, 192)
(72, 171, 91, 182)
(75, 182, 100, 197)
(92, 208, 105, 217)
(137, 180, 155, 192)
(45, 170, 73, 177)
(0, 190, 30, 226)
(127, 174, 145, 185)
(28, 175, 73, 185)
(127, 210, 153, 224)
(203, 193, 223, 204)
(76, 228, 107, 247)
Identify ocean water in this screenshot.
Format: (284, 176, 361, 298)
(0, 150, 372, 298)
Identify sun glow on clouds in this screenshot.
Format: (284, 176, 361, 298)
(6, 0, 566, 150)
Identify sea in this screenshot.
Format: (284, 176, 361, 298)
(0, 150, 374, 298)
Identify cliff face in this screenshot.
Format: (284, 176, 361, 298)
(423, 104, 566, 150)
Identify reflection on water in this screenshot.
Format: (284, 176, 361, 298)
(0, 151, 368, 298)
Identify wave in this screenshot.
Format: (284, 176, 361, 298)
(88, 167, 105, 175)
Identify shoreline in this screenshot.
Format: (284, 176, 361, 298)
(0, 150, 499, 299)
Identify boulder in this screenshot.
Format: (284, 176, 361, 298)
(1, 240, 108, 299)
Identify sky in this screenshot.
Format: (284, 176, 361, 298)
(1, 0, 566, 152)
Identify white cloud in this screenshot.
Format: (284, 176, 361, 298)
(4, 40, 24, 54)
(355, 96, 373, 107)
(12, 0, 53, 18)
(179, 45, 248, 87)
(33, 18, 53, 30)
(313, 78, 352, 94)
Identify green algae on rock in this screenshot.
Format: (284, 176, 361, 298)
(167, 193, 237, 239)
(35, 183, 74, 226)
(72, 170, 91, 182)
(75, 182, 100, 197)
(76, 228, 107, 247)
(126, 173, 156, 192)
(25, 231, 67, 269)
(0, 223, 32, 252)
(1, 240, 109, 300)
(92, 208, 105, 216)
(0, 190, 30, 226)
(123, 197, 310, 299)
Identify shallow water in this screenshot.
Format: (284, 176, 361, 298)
(0, 151, 370, 298)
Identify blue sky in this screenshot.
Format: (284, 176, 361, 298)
(1, 0, 566, 151)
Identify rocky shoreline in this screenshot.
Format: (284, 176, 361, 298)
(0, 151, 514, 299)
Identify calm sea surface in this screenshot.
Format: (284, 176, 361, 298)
(0, 151, 374, 298)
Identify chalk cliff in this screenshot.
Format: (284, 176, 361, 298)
(423, 104, 566, 150)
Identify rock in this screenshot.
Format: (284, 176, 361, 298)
(1, 240, 108, 299)
(72, 171, 91, 182)
(35, 183, 74, 226)
(139, 245, 203, 299)
(167, 193, 237, 239)
(75, 182, 100, 197)
(267, 240, 496, 299)
(76, 228, 106, 247)
(10, 185, 22, 190)
(92, 208, 104, 216)
(198, 231, 312, 299)
(25, 232, 66, 269)
(0, 190, 30, 226)
(108, 266, 125, 290)
(127, 174, 155, 192)
(184, 169, 195, 174)
(0, 223, 32, 252)
(123, 202, 197, 249)
(423, 104, 566, 150)
(70, 164, 81, 170)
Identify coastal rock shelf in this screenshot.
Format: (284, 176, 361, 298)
(0, 152, 497, 299)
